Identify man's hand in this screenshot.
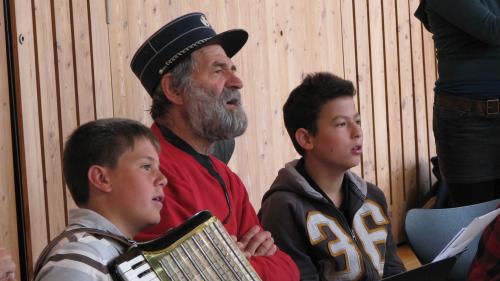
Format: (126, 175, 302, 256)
(231, 225, 277, 259)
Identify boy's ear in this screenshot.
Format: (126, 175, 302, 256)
(88, 165, 112, 193)
(160, 74, 184, 105)
(295, 128, 314, 151)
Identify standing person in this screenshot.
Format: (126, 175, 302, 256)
(415, 0, 500, 206)
(130, 12, 299, 280)
(0, 247, 15, 281)
(33, 118, 167, 281)
(259, 73, 406, 280)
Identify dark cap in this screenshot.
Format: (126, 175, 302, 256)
(130, 12, 248, 96)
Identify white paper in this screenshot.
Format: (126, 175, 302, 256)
(433, 208, 500, 262)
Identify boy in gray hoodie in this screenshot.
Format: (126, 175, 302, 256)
(259, 72, 405, 281)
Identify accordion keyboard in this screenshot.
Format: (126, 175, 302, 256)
(116, 254, 160, 281)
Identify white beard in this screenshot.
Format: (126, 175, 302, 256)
(184, 85, 248, 141)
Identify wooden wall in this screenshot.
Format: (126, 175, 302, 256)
(3, 0, 437, 277)
(0, 0, 21, 279)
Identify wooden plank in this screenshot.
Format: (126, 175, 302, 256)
(10, 0, 48, 272)
(382, 0, 406, 242)
(238, 0, 274, 207)
(71, 0, 95, 124)
(0, 1, 21, 278)
(273, 0, 303, 161)
(353, 0, 376, 184)
(340, 0, 362, 177)
(325, 0, 345, 77)
(108, 0, 148, 122)
(33, 0, 66, 240)
(258, 0, 296, 198)
(368, 0, 390, 197)
(52, 0, 78, 213)
(140, 0, 163, 124)
(124, 0, 149, 122)
(89, 0, 114, 118)
(107, 0, 129, 119)
(229, 0, 255, 180)
(301, 0, 325, 71)
(409, 0, 431, 202)
(397, 0, 418, 206)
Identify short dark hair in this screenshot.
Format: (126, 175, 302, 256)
(283, 72, 355, 156)
(150, 55, 196, 120)
(63, 118, 159, 206)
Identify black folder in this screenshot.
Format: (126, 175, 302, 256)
(381, 256, 457, 281)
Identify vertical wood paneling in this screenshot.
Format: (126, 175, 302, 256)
(8, 1, 439, 273)
(368, 0, 391, 196)
(397, 0, 418, 205)
(340, 0, 362, 177)
(140, 0, 162, 123)
(409, 0, 431, 203)
(124, 0, 149, 122)
(239, 0, 274, 203)
(53, 0, 78, 214)
(71, 0, 95, 124)
(11, 0, 48, 271)
(353, 0, 376, 183)
(33, 0, 66, 239)
(89, 0, 114, 119)
(0, 1, 20, 279)
(325, 0, 346, 78)
(383, 0, 406, 241)
(108, 0, 130, 119)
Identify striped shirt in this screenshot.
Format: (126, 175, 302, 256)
(34, 208, 129, 281)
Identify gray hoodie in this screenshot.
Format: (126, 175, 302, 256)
(259, 160, 405, 281)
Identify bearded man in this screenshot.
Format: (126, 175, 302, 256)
(130, 13, 299, 280)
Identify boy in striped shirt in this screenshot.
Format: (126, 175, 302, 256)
(34, 118, 167, 281)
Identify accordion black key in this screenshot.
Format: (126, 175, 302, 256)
(109, 210, 262, 281)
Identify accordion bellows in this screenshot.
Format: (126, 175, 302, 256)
(109, 210, 262, 281)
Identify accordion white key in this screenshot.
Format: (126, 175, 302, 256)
(109, 210, 262, 281)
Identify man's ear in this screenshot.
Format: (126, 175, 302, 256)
(160, 74, 184, 105)
(88, 165, 112, 193)
(295, 128, 314, 151)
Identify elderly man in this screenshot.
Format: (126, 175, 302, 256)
(130, 12, 299, 280)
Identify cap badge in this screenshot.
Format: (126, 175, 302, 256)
(200, 15, 210, 27)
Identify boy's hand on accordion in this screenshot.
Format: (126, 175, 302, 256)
(232, 225, 278, 258)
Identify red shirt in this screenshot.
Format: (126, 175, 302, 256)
(136, 124, 299, 280)
(468, 204, 500, 281)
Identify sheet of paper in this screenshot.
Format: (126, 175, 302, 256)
(433, 208, 500, 262)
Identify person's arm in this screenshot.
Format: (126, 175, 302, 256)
(232, 181, 299, 281)
(34, 242, 112, 281)
(0, 248, 15, 281)
(367, 185, 406, 277)
(235, 225, 277, 257)
(467, 205, 500, 281)
(259, 192, 319, 281)
(382, 219, 406, 277)
(427, 0, 500, 45)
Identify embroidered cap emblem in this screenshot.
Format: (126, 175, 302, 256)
(200, 15, 210, 27)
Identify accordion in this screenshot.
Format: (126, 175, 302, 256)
(109, 210, 262, 281)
